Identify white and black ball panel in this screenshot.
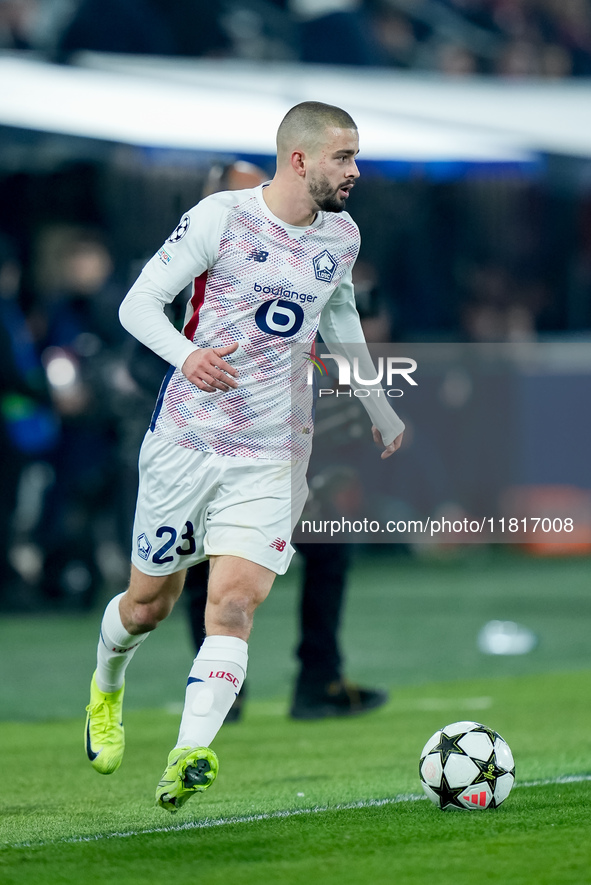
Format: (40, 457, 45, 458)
(457, 730, 494, 762)
(441, 720, 481, 737)
(494, 737, 515, 771)
(420, 730, 442, 758)
(420, 753, 443, 788)
(494, 772, 515, 805)
(421, 782, 442, 805)
(444, 753, 480, 789)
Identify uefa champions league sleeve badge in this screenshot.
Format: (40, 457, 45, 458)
(167, 214, 191, 243)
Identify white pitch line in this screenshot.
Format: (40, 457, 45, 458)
(4, 774, 591, 852)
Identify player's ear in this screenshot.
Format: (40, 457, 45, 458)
(290, 150, 307, 177)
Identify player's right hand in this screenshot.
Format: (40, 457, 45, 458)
(181, 342, 239, 392)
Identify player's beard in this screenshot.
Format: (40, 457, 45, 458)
(308, 171, 350, 213)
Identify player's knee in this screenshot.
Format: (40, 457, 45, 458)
(209, 589, 262, 631)
(123, 568, 185, 633)
(127, 598, 171, 632)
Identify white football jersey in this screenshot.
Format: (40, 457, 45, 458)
(141, 184, 361, 461)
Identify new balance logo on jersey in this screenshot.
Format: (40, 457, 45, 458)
(247, 250, 269, 262)
(270, 538, 287, 552)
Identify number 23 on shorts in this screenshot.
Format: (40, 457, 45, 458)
(152, 521, 196, 564)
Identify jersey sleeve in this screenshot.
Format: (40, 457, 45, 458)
(141, 195, 229, 294)
(318, 267, 405, 447)
(118, 196, 229, 370)
(119, 271, 199, 370)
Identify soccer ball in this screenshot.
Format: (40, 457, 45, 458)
(419, 720, 515, 810)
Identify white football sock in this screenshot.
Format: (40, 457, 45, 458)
(95, 593, 149, 693)
(176, 635, 248, 749)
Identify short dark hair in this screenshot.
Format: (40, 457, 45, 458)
(276, 101, 357, 160)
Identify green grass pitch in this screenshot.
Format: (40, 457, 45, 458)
(1, 549, 590, 884)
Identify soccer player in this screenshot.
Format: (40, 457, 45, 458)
(84, 101, 404, 812)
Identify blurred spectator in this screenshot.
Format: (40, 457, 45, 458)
(35, 229, 128, 608)
(552, 0, 591, 75)
(291, 0, 384, 65)
(438, 41, 478, 74)
(496, 38, 542, 76)
(202, 159, 268, 197)
(0, 0, 37, 49)
(369, 0, 589, 77)
(459, 263, 543, 341)
(220, 0, 299, 61)
(0, 234, 57, 610)
(369, 8, 419, 67)
(540, 42, 573, 77)
(0, 0, 77, 54)
(56, 0, 230, 59)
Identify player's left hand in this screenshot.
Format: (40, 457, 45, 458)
(372, 426, 404, 459)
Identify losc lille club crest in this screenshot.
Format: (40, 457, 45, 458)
(137, 533, 152, 561)
(313, 250, 337, 283)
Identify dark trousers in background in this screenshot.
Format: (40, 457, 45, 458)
(184, 543, 351, 695)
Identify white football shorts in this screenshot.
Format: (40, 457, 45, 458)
(131, 431, 308, 576)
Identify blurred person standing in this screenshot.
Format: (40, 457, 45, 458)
(0, 234, 57, 610)
(36, 230, 127, 609)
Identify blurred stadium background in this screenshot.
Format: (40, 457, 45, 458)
(0, 0, 590, 694)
